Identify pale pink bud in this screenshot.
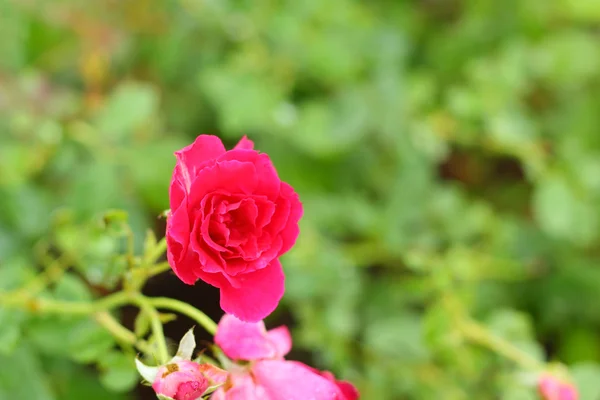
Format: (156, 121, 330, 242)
(152, 360, 212, 400)
(538, 374, 578, 400)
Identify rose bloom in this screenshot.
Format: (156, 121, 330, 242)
(538, 374, 578, 400)
(152, 360, 227, 400)
(211, 314, 359, 400)
(166, 135, 302, 322)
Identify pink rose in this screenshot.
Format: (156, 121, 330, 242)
(211, 315, 359, 400)
(136, 328, 228, 400)
(152, 360, 225, 400)
(166, 135, 303, 322)
(538, 374, 578, 400)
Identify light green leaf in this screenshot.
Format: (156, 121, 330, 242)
(0, 344, 55, 400)
(68, 319, 115, 363)
(99, 351, 139, 393)
(95, 82, 159, 140)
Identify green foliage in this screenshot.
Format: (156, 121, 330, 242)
(2, 0, 600, 399)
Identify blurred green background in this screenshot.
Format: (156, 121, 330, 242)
(2, 0, 600, 399)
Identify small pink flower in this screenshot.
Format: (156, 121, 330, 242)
(211, 314, 359, 400)
(136, 328, 227, 400)
(166, 135, 303, 322)
(152, 360, 210, 400)
(538, 374, 578, 400)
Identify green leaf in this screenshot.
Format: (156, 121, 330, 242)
(126, 138, 187, 212)
(68, 319, 116, 363)
(365, 313, 429, 363)
(98, 351, 139, 393)
(95, 82, 159, 140)
(47, 358, 129, 400)
(0, 309, 24, 355)
(533, 175, 598, 245)
(0, 344, 55, 400)
(28, 316, 83, 356)
(571, 363, 600, 400)
(54, 274, 92, 302)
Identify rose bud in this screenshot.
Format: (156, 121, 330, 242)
(166, 135, 302, 322)
(538, 373, 578, 400)
(152, 360, 209, 400)
(136, 329, 227, 400)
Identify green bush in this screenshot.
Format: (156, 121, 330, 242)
(1, 0, 600, 398)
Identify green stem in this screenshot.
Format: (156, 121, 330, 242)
(95, 311, 151, 354)
(18, 254, 70, 296)
(145, 237, 167, 265)
(132, 295, 170, 364)
(149, 297, 217, 335)
(459, 319, 542, 370)
(144, 261, 172, 278)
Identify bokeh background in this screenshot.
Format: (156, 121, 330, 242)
(2, 0, 600, 399)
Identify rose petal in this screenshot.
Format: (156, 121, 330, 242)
(218, 151, 279, 198)
(188, 161, 258, 206)
(166, 205, 199, 285)
(252, 360, 340, 400)
(265, 326, 292, 358)
(190, 215, 227, 274)
(197, 364, 228, 386)
(211, 374, 271, 400)
(219, 259, 285, 322)
(277, 182, 303, 255)
(234, 136, 255, 150)
(214, 315, 276, 360)
(336, 381, 360, 400)
(193, 269, 231, 289)
(169, 175, 187, 212)
(174, 135, 226, 191)
(311, 370, 359, 400)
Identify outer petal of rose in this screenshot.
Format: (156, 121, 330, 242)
(210, 374, 270, 400)
(337, 381, 360, 400)
(198, 364, 228, 386)
(265, 326, 292, 358)
(214, 314, 276, 361)
(234, 135, 255, 150)
(277, 182, 303, 255)
(317, 371, 359, 400)
(169, 174, 187, 212)
(166, 205, 199, 285)
(174, 135, 226, 191)
(303, 368, 359, 400)
(252, 360, 340, 400)
(219, 259, 285, 322)
(193, 268, 231, 289)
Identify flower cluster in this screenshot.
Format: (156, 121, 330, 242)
(142, 134, 356, 399)
(137, 315, 358, 400)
